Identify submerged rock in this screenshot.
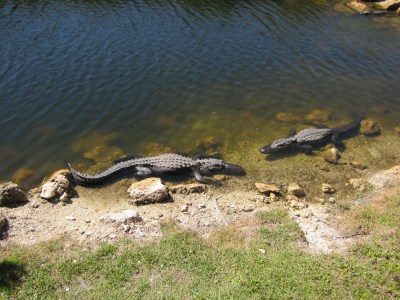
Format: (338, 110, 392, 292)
(169, 183, 206, 195)
(194, 136, 222, 153)
(349, 178, 370, 192)
(276, 112, 302, 123)
(287, 183, 305, 197)
(304, 109, 331, 123)
(72, 131, 120, 153)
(127, 178, 169, 205)
(255, 183, 281, 196)
(12, 167, 38, 189)
(0, 182, 27, 206)
(321, 147, 340, 164)
(359, 118, 380, 135)
(84, 145, 126, 163)
(350, 161, 367, 170)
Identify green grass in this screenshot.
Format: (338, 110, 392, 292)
(1, 205, 399, 299)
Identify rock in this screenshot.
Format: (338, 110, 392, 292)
(346, 1, 369, 12)
(127, 178, 169, 205)
(276, 112, 301, 123)
(213, 174, 227, 182)
(180, 204, 189, 213)
(259, 249, 266, 254)
(287, 183, 305, 197)
(350, 161, 367, 170)
(54, 175, 70, 190)
(304, 109, 330, 123)
(30, 201, 40, 208)
(242, 206, 255, 212)
(72, 131, 120, 153)
(169, 183, 206, 195)
(375, 0, 400, 10)
(0, 182, 27, 206)
(0, 213, 7, 230)
(321, 147, 340, 164)
(360, 118, 380, 135)
(321, 183, 335, 194)
(395, 126, 400, 134)
(328, 198, 336, 204)
(65, 216, 76, 221)
(60, 192, 69, 203)
(349, 178, 370, 192)
(315, 197, 326, 205)
(100, 209, 141, 224)
(255, 183, 281, 195)
(40, 182, 59, 200)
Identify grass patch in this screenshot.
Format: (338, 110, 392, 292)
(0, 205, 399, 299)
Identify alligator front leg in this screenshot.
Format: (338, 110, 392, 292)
(192, 168, 219, 185)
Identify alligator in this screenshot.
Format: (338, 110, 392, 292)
(66, 153, 245, 186)
(259, 118, 361, 154)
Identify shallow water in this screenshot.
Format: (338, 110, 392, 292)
(1, 0, 400, 188)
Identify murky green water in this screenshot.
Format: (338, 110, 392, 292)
(1, 0, 400, 189)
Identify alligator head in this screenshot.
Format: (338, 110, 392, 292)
(197, 158, 246, 176)
(259, 137, 296, 154)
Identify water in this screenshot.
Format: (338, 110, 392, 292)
(1, 0, 400, 188)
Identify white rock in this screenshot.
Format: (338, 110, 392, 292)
(321, 183, 335, 194)
(127, 178, 169, 205)
(100, 210, 141, 224)
(329, 198, 336, 204)
(65, 216, 76, 221)
(60, 192, 69, 203)
(180, 204, 189, 213)
(40, 182, 59, 200)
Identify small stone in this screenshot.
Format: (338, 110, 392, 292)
(0, 182, 27, 206)
(242, 206, 255, 212)
(60, 192, 69, 203)
(169, 183, 206, 195)
(321, 147, 340, 164)
(287, 183, 305, 197)
(304, 109, 330, 123)
(54, 175, 70, 190)
(198, 203, 206, 209)
(158, 213, 163, 218)
(213, 174, 227, 182)
(259, 249, 266, 254)
(85, 219, 91, 223)
(109, 234, 117, 239)
(65, 216, 76, 221)
(127, 178, 169, 205)
(100, 210, 141, 224)
(360, 118, 380, 135)
(255, 183, 281, 195)
(350, 161, 367, 170)
(321, 183, 335, 194)
(328, 198, 336, 204)
(121, 225, 131, 232)
(30, 201, 40, 208)
(180, 204, 189, 213)
(40, 182, 59, 200)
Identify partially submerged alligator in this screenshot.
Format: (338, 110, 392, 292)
(66, 153, 245, 186)
(259, 118, 361, 154)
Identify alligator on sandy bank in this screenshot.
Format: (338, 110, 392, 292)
(259, 118, 361, 154)
(66, 153, 245, 186)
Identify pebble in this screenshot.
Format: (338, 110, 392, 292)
(259, 249, 266, 254)
(180, 204, 189, 213)
(321, 183, 335, 194)
(65, 216, 76, 221)
(85, 219, 91, 223)
(287, 183, 305, 197)
(242, 206, 255, 212)
(109, 234, 117, 239)
(322, 147, 340, 164)
(329, 198, 336, 204)
(198, 203, 206, 209)
(30, 201, 40, 208)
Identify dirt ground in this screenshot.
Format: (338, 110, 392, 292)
(1, 164, 399, 254)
